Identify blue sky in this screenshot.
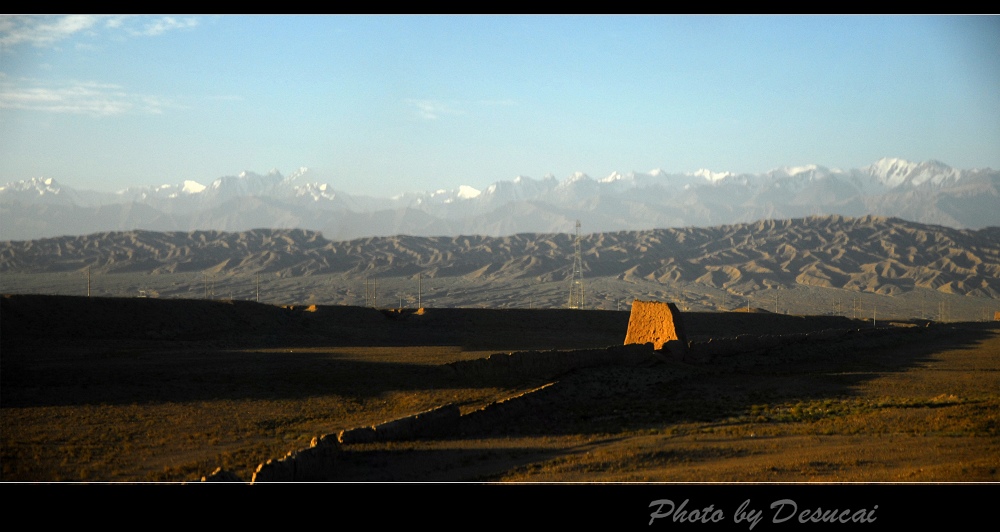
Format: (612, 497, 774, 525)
(1, 15, 998, 196)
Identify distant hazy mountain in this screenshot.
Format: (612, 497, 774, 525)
(3, 216, 998, 298)
(2, 158, 997, 241)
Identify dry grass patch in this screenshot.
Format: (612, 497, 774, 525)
(1, 343, 540, 482)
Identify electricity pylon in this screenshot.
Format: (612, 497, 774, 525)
(568, 220, 585, 309)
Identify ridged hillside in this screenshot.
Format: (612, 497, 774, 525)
(2, 216, 998, 297)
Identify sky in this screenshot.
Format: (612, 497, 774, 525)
(1, 15, 998, 197)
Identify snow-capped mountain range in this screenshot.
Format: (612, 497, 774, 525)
(2, 158, 997, 241)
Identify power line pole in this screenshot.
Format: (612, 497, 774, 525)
(568, 220, 585, 309)
(87, 267, 91, 297)
(364, 276, 378, 308)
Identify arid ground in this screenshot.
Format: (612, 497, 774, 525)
(1, 293, 997, 483)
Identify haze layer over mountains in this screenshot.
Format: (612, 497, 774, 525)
(2, 158, 997, 241)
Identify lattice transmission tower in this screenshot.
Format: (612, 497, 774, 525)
(568, 220, 585, 309)
(365, 276, 377, 308)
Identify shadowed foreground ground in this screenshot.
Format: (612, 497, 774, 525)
(2, 294, 997, 482)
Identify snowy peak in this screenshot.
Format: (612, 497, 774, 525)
(868, 157, 919, 187)
(111, 177, 208, 202)
(599, 171, 629, 184)
(181, 180, 206, 194)
(208, 169, 285, 196)
(293, 182, 336, 202)
(785, 164, 819, 177)
(692, 168, 733, 183)
(456, 185, 481, 199)
(867, 158, 961, 188)
(464, 174, 561, 205)
(0, 176, 64, 195)
(560, 172, 593, 187)
(427, 185, 483, 204)
(284, 167, 310, 180)
(280, 168, 343, 202)
(766, 164, 833, 181)
(3, 158, 996, 239)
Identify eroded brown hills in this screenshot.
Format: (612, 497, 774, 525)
(2, 216, 999, 299)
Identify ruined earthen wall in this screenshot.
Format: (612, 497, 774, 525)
(443, 343, 659, 379)
(337, 404, 461, 444)
(217, 323, 935, 483)
(242, 346, 660, 483)
(687, 325, 929, 362)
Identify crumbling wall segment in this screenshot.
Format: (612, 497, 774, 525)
(249, 432, 341, 483)
(220, 345, 660, 483)
(443, 343, 660, 379)
(219, 322, 936, 483)
(337, 404, 461, 444)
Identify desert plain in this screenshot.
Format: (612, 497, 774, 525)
(1, 292, 997, 483)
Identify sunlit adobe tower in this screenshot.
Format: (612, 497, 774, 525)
(567, 220, 585, 309)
